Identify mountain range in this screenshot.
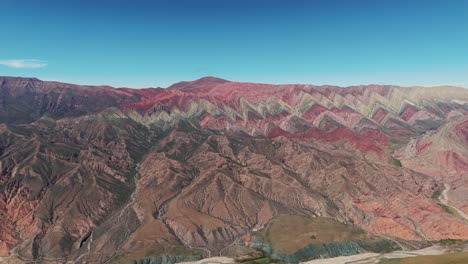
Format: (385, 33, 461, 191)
(0, 76, 467, 263)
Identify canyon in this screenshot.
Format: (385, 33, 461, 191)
(0, 76, 467, 263)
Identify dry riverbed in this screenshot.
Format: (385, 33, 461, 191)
(179, 245, 464, 264)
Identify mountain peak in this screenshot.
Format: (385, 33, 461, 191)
(168, 76, 230, 92)
(0, 76, 41, 83)
(195, 76, 229, 83)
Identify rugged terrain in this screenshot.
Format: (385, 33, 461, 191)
(0, 76, 467, 263)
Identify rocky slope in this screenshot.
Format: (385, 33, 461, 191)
(0, 76, 467, 263)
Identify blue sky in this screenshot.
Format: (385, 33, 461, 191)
(1, 0, 467, 88)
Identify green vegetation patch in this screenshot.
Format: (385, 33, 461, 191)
(378, 251, 468, 264)
(390, 157, 402, 167)
(380, 258, 402, 264)
(437, 239, 468, 246)
(432, 188, 442, 199)
(256, 215, 378, 254)
(254, 215, 398, 263)
(244, 257, 282, 264)
(440, 204, 458, 215)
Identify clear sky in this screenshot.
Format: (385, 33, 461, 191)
(1, 0, 467, 88)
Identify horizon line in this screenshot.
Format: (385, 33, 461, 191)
(1, 75, 467, 90)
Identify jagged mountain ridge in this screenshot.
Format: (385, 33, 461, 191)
(0, 76, 467, 263)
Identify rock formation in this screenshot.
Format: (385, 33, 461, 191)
(0, 76, 467, 263)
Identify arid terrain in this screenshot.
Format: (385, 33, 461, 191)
(0, 76, 467, 263)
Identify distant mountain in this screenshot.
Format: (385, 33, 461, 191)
(0, 76, 467, 263)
